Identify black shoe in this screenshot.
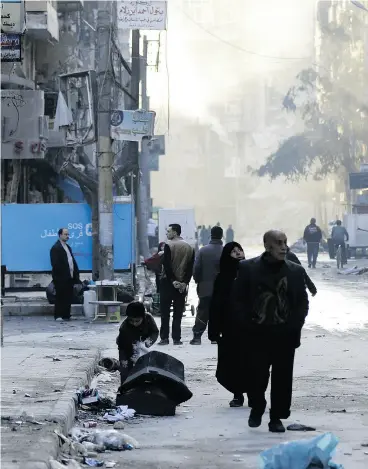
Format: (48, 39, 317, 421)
(269, 419, 286, 433)
(173, 340, 183, 345)
(158, 339, 169, 346)
(190, 337, 201, 345)
(248, 411, 262, 428)
(229, 395, 244, 408)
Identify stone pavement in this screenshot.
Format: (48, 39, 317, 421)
(1, 344, 100, 469)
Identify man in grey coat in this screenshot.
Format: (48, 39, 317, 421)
(190, 226, 224, 345)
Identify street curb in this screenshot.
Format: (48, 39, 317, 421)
(2, 304, 84, 317)
(2, 349, 102, 469)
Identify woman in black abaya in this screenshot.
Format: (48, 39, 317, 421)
(208, 242, 247, 407)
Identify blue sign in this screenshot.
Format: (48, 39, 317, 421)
(1, 203, 135, 272)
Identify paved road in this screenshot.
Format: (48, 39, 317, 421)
(2, 256, 368, 468)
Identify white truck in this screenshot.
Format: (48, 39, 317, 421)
(158, 208, 197, 248)
(343, 213, 368, 257)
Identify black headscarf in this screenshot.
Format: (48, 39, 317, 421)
(219, 242, 244, 278)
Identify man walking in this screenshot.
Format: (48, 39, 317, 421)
(50, 228, 80, 321)
(331, 220, 349, 265)
(190, 226, 223, 345)
(303, 218, 322, 268)
(233, 230, 309, 433)
(226, 225, 235, 244)
(158, 224, 195, 346)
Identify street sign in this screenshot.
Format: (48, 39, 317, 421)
(110, 109, 155, 142)
(0, 33, 21, 62)
(117, 1, 167, 30)
(1, 0, 25, 34)
(349, 172, 368, 190)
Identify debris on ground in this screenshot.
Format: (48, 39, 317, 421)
(99, 357, 120, 372)
(328, 409, 347, 414)
(72, 428, 139, 451)
(113, 421, 125, 430)
(105, 462, 117, 468)
(259, 432, 343, 469)
(103, 405, 136, 423)
(83, 457, 104, 467)
(287, 423, 316, 432)
(50, 459, 82, 469)
(338, 266, 368, 275)
(77, 386, 99, 406)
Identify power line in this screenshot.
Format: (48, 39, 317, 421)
(180, 8, 311, 61)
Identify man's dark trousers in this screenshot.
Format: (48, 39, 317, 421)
(307, 242, 319, 267)
(54, 278, 74, 320)
(192, 296, 211, 337)
(160, 278, 186, 341)
(247, 328, 296, 420)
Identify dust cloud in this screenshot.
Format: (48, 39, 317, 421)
(148, 0, 331, 245)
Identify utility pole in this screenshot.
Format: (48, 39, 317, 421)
(139, 36, 150, 259)
(96, 1, 115, 280)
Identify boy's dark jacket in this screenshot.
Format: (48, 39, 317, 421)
(116, 312, 159, 360)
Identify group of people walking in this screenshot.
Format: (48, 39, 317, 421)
(198, 224, 235, 247)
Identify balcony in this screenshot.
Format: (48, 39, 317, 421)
(57, 0, 84, 13)
(26, 1, 59, 42)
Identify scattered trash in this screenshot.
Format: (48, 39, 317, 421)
(83, 421, 98, 428)
(50, 460, 81, 469)
(84, 458, 104, 467)
(81, 442, 105, 453)
(77, 386, 99, 406)
(103, 405, 135, 423)
(343, 452, 352, 456)
(76, 429, 139, 451)
(99, 357, 120, 372)
(131, 341, 150, 364)
(24, 393, 31, 398)
(287, 424, 316, 432)
(105, 462, 117, 468)
(362, 443, 368, 447)
(259, 432, 344, 469)
(12, 390, 16, 394)
(113, 421, 125, 430)
(328, 409, 347, 414)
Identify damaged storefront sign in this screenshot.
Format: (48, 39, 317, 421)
(1, 0, 25, 34)
(110, 109, 155, 142)
(0, 33, 21, 62)
(1, 90, 49, 159)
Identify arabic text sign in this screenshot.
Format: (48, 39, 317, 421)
(1, 33, 21, 62)
(1, 203, 135, 271)
(118, 1, 167, 30)
(110, 109, 155, 142)
(1, 0, 25, 34)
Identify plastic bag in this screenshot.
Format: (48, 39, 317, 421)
(131, 341, 149, 364)
(259, 433, 344, 469)
(80, 429, 139, 451)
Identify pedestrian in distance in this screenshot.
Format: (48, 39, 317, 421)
(190, 226, 224, 345)
(233, 230, 309, 433)
(303, 218, 323, 268)
(225, 225, 235, 244)
(331, 220, 349, 265)
(50, 228, 80, 321)
(208, 242, 247, 408)
(158, 224, 195, 346)
(286, 247, 317, 297)
(116, 301, 159, 384)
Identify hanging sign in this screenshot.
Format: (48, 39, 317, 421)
(117, 1, 167, 30)
(0, 33, 21, 62)
(1, 0, 25, 34)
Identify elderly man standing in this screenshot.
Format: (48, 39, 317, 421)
(190, 226, 223, 345)
(50, 228, 80, 321)
(233, 230, 309, 433)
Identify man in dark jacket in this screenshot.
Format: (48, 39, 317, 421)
(50, 228, 80, 321)
(158, 224, 195, 346)
(303, 218, 323, 268)
(191, 226, 223, 345)
(233, 230, 309, 433)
